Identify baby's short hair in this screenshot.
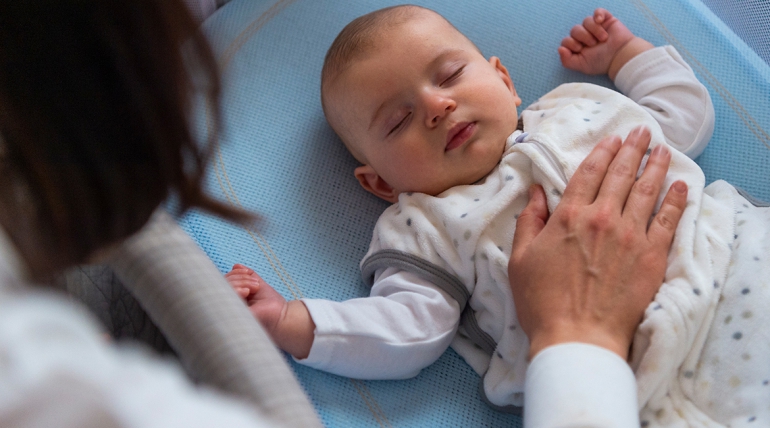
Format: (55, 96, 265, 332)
(320, 5, 478, 161)
(320, 5, 428, 160)
(321, 5, 425, 99)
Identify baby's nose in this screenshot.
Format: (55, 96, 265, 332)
(426, 94, 456, 126)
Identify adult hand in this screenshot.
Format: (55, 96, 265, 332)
(509, 126, 688, 360)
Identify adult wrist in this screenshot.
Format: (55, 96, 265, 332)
(527, 324, 630, 361)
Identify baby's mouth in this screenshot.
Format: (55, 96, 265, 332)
(446, 122, 476, 151)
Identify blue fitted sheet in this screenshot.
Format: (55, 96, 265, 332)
(181, 1, 770, 426)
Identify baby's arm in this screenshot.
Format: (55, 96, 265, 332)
(301, 267, 461, 379)
(558, 8, 653, 80)
(225, 264, 315, 359)
(560, 8, 714, 157)
(228, 265, 460, 379)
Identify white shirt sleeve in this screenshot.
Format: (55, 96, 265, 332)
(298, 267, 461, 379)
(524, 343, 639, 428)
(0, 291, 276, 428)
(614, 45, 715, 159)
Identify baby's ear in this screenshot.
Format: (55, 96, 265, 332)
(354, 165, 399, 203)
(489, 56, 521, 107)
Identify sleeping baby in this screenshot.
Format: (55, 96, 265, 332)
(225, 5, 769, 426)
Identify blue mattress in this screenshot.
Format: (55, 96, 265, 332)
(181, 0, 770, 426)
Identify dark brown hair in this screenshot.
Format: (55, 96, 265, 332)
(0, 0, 250, 279)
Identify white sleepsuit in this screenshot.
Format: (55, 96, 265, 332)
(299, 46, 770, 426)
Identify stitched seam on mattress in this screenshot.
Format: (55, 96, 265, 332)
(351, 380, 393, 428)
(214, 158, 304, 299)
(211, 0, 306, 301)
(220, 0, 297, 73)
(209, 2, 392, 425)
(633, 0, 770, 151)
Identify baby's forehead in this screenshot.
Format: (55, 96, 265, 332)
(322, 9, 473, 128)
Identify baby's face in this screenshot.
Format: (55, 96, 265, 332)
(327, 11, 521, 202)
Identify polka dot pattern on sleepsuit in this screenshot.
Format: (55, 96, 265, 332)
(683, 196, 770, 425)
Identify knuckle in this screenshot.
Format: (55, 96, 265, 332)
(558, 203, 582, 224)
(608, 161, 633, 178)
(587, 205, 614, 230)
(579, 157, 603, 176)
(619, 226, 637, 248)
(633, 179, 658, 198)
(654, 209, 677, 231)
(666, 189, 688, 210)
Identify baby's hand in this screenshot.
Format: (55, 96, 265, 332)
(558, 8, 636, 76)
(225, 264, 287, 337)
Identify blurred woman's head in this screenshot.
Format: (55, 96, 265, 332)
(0, 0, 246, 279)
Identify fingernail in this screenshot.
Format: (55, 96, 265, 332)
(651, 145, 669, 157)
(673, 181, 687, 193)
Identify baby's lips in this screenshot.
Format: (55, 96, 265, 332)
(445, 122, 476, 151)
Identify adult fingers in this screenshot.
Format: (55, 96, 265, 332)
(560, 134, 622, 205)
(648, 180, 688, 249)
(595, 127, 652, 210)
(623, 143, 672, 227)
(510, 185, 549, 261)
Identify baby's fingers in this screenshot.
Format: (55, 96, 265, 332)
(226, 275, 260, 290)
(235, 287, 251, 299)
(558, 45, 581, 70)
(584, 12, 608, 42)
(594, 8, 616, 29)
(227, 263, 255, 275)
(560, 36, 584, 54)
(570, 24, 597, 47)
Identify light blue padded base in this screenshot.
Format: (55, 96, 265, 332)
(181, 0, 770, 426)
(701, 0, 770, 66)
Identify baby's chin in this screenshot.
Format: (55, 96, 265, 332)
(468, 164, 497, 187)
(399, 148, 505, 197)
(464, 140, 507, 182)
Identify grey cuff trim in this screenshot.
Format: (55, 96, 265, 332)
(735, 186, 769, 207)
(461, 306, 497, 356)
(362, 249, 499, 360)
(361, 249, 470, 310)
